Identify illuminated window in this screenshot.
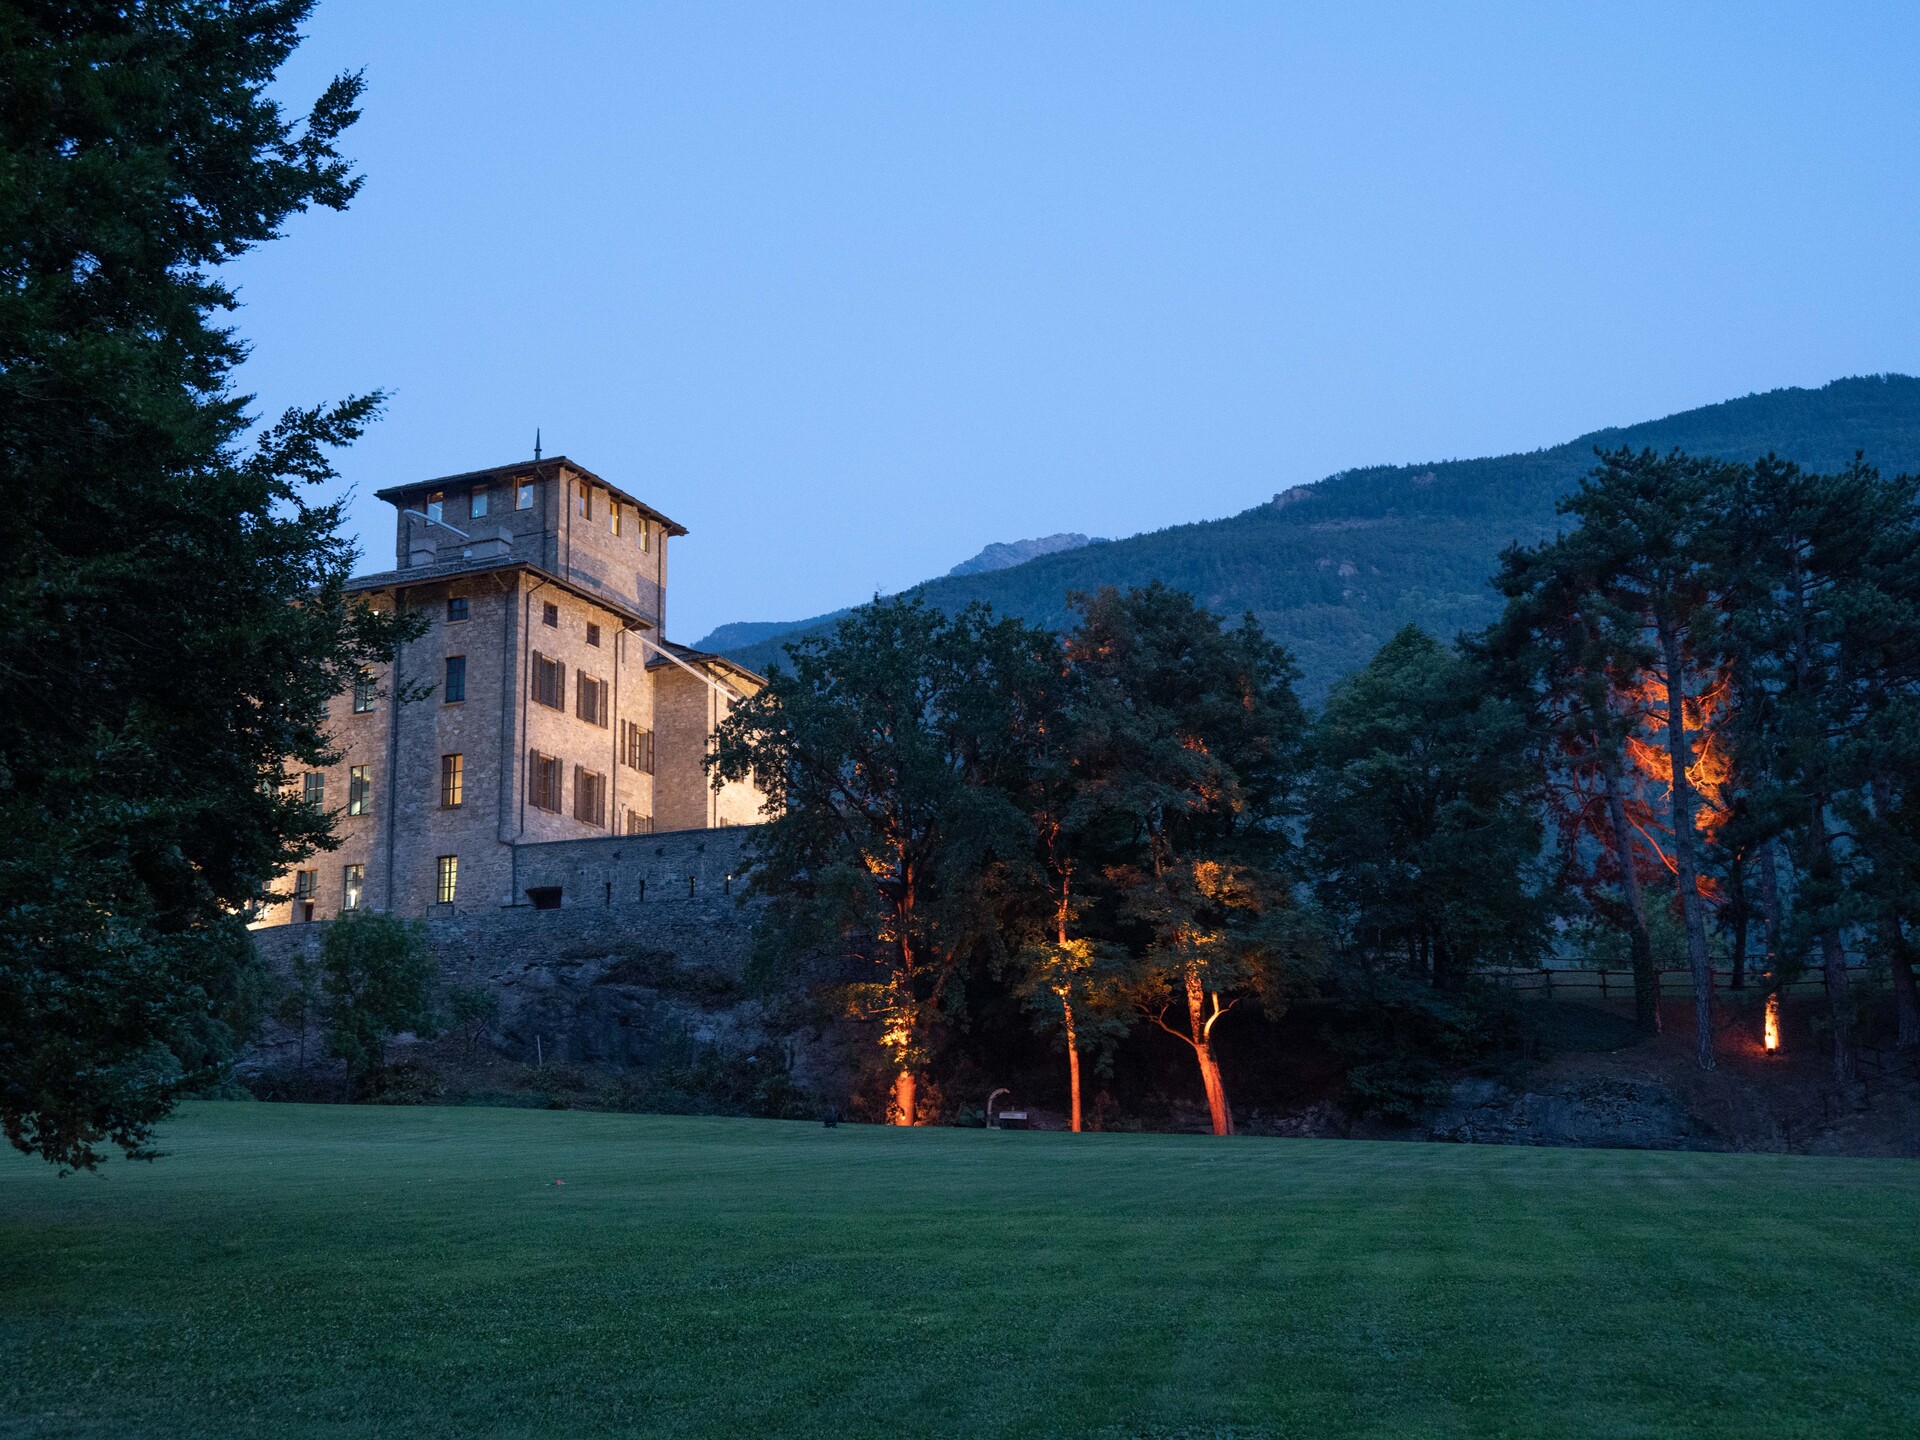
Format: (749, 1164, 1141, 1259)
(441, 753, 464, 809)
(516, 480, 535, 510)
(610, 503, 621, 536)
(470, 486, 490, 519)
(444, 655, 466, 703)
(425, 490, 444, 523)
(341, 864, 364, 911)
(347, 765, 371, 816)
(576, 485, 592, 520)
(638, 521, 649, 552)
(435, 855, 458, 905)
(352, 670, 376, 714)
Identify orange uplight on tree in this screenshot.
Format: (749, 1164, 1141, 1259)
(1764, 992, 1781, 1053)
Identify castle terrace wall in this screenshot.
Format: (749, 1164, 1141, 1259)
(243, 825, 824, 1082)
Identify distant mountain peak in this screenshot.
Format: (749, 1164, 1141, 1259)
(948, 533, 1103, 577)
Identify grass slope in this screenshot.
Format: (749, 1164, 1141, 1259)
(4, 1104, 1917, 1439)
(721, 375, 1920, 695)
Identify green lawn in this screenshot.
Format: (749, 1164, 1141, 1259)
(2, 1106, 1915, 1439)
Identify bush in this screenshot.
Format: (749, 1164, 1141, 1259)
(1318, 964, 1529, 1122)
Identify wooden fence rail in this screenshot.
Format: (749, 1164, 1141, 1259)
(1485, 964, 1866, 999)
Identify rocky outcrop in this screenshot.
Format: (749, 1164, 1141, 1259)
(1428, 1076, 1708, 1150)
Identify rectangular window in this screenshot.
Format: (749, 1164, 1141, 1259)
(516, 480, 535, 510)
(294, 870, 318, 899)
(352, 670, 376, 714)
(470, 486, 490, 519)
(444, 655, 466, 703)
(586, 622, 601, 648)
(342, 864, 364, 911)
(543, 601, 559, 628)
(447, 596, 469, 622)
(576, 673, 609, 727)
(436, 855, 458, 905)
(623, 808, 653, 836)
(639, 521, 650, 553)
(531, 652, 565, 709)
(573, 766, 607, 827)
(302, 772, 325, 808)
(347, 765, 371, 816)
(426, 490, 445, 524)
(441, 753, 464, 809)
(622, 721, 655, 774)
(528, 750, 561, 811)
(610, 503, 621, 537)
(577, 485, 592, 520)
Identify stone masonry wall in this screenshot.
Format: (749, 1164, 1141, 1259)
(242, 826, 844, 1089)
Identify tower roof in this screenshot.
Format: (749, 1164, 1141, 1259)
(375, 456, 688, 537)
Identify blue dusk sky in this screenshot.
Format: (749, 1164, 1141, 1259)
(234, 2, 1920, 643)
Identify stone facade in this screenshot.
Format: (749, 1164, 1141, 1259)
(649, 646, 766, 832)
(258, 456, 765, 928)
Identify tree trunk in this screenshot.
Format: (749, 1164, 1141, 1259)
(1819, 927, 1856, 1081)
(1726, 854, 1749, 991)
(1185, 964, 1234, 1136)
(1062, 997, 1083, 1133)
(1656, 621, 1715, 1070)
(1602, 749, 1660, 1035)
(891, 1067, 916, 1127)
(1889, 924, 1920, 1051)
(1869, 776, 1920, 1049)
(1803, 804, 1856, 1083)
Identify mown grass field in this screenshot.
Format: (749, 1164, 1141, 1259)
(2, 1104, 1915, 1439)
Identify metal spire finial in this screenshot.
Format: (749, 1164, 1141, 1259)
(534, 427, 542, 461)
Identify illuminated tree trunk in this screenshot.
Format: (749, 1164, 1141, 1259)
(1185, 965, 1234, 1136)
(891, 1067, 916, 1127)
(1600, 749, 1660, 1034)
(1655, 621, 1715, 1071)
(1062, 997, 1083, 1133)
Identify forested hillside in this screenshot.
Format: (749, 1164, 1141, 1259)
(720, 375, 1920, 694)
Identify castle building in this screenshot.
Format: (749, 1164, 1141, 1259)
(257, 457, 765, 926)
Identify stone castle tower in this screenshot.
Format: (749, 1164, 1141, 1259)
(258, 456, 764, 926)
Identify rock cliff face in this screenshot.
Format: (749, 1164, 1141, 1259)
(1428, 1076, 1706, 1150)
(946, 533, 1102, 577)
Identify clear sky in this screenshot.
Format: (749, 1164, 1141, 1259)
(233, 2, 1920, 643)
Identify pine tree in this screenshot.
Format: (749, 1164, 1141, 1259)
(0, 2, 412, 1167)
(1309, 627, 1552, 992)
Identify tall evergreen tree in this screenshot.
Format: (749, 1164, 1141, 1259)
(1308, 627, 1552, 990)
(1721, 456, 1920, 1076)
(1486, 539, 1665, 1033)
(0, 2, 411, 1167)
(1555, 449, 1739, 1069)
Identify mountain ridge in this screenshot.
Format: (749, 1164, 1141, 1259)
(715, 375, 1920, 695)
